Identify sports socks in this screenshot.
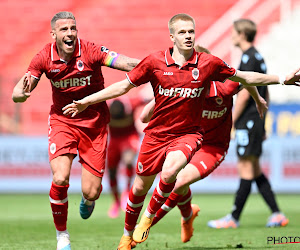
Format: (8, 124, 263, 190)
(255, 173, 279, 213)
(125, 165, 134, 191)
(109, 169, 120, 203)
(124, 187, 147, 234)
(145, 178, 176, 217)
(152, 192, 181, 226)
(49, 182, 69, 231)
(177, 188, 193, 220)
(231, 178, 252, 221)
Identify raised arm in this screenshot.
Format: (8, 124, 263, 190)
(110, 54, 141, 72)
(140, 98, 155, 123)
(230, 68, 300, 86)
(62, 79, 134, 117)
(12, 71, 39, 103)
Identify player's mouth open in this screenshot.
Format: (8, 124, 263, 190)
(64, 40, 74, 48)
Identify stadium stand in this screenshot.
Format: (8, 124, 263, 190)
(0, 0, 299, 134)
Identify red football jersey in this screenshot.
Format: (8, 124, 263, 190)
(126, 48, 236, 140)
(28, 38, 118, 128)
(201, 80, 240, 149)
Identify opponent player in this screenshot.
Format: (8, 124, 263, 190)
(61, 14, 300, 250)
(139, 45, 268, 243)
(106, 95, 143, 218)
(11, 11, 140, 250)
(208, 19, 289, 229)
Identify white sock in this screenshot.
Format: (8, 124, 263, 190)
(82, 194, 94, 206)
(56, 229, 69, 238)
(144, 208, 155, 219)
(123, 228, 133, 237)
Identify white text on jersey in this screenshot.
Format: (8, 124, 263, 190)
(158, 85, 204, 98)
(202, 107, 227, 119)
(51, 75, 92, 88)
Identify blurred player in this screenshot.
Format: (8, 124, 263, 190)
(208, 19, 289, 229)
(106, 96, 143, 218)
(62, 14, 300, 250)
(139, 45, 267, 244)
(11, 11, 140, 250)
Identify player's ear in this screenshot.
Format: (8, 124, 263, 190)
(50, 30, 56, 40)
(170, 34, 175, 43)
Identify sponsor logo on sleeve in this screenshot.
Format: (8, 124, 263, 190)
(101, 46, 109, 53)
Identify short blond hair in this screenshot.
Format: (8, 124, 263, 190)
(51, 11, 76, 29)
(168, 13, 195, 34)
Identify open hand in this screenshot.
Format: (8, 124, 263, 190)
(284, 68, 300, 86)
(256, 96, 268, 119)
(62, 99, 89, 117)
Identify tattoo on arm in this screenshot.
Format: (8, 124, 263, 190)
(113, 55, 141, 72)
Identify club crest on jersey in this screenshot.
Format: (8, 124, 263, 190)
(216, 97, 223, 105)
(138, 162, 143, 172)
(192, 68, 199, 80)
(77, 60, 84, 71)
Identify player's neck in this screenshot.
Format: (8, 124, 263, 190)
(239, 41, 253, 53)
(172, 47, 193, 67)
(57, 47, 73, 63)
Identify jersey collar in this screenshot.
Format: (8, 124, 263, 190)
(51, 38, 81, 62)
(165, 47, 198, 67)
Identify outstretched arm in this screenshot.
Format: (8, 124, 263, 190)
(140, 98, 155, 123)
(62, 79, 134, 117)
(12, 71, 39, 103)
(110, 54, 141, 72)
(230, 68, 300, 86)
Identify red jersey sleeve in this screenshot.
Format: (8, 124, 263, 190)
(223, 80, 240, 96)
(28, 49, 48, 80)
(126, 55, 153, 87)
(86, 42, 110, 66)
(209, 55, 236, 82)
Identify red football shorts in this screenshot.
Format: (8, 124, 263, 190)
(189, 144, 227, 179)
(107, 131, 140, 168)
(136, 133, 203, 176)
(48, 117, 108, 178)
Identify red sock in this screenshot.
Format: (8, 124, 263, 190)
(177, 188, 192, 218)
(126, 165, 134, 191)
(152, 192, 181, 226)
(49, 182, 69, 231)
(146, 178, 176, 215)
(124, 187, 147, 232)
(109, 178, 120, 203)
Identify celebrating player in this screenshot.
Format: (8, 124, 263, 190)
(139, 45, 268, 243)
(61, 14, 300, 250)
(11, 11, 140, 250)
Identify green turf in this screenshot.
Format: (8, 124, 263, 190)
(0, 193, 299, 249)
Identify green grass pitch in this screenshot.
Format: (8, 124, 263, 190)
(0, 193, 299, 249)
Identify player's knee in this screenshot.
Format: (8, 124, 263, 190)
(174, 178, 189, 192)
(82, 188, 101, 201)
(161, 168, 179, 183)
(53, 174, 69, 186)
